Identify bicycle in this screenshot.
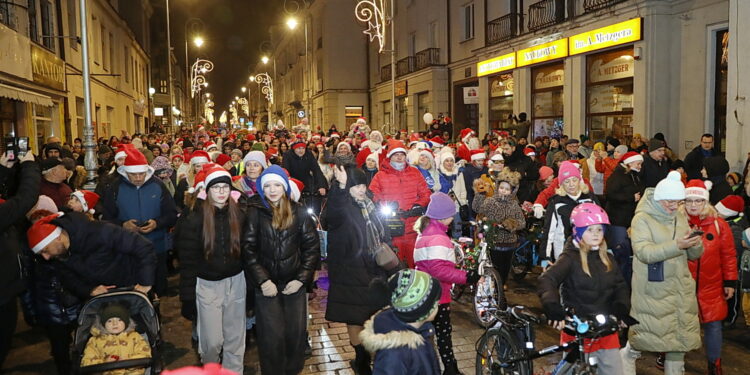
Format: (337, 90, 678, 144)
(476, 308, 622, 375)
(509, 217, 544, 281)
(471, 221, 507, 328)
(449, 237, 474, 302)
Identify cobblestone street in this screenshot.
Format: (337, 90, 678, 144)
(5, 267, 750, 374)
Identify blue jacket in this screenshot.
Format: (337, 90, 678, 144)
(100, 175, 178, 253)
(360, 308, 440, 375)
(438, 171, 458, 194)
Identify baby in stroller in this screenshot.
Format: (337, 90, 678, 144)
(81, 302, 152, 374)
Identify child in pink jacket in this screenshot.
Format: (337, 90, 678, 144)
(414, 192, 480, 375)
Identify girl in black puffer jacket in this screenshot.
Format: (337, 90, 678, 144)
(538, 203, 633, 374)
(175, 164, 246, 374)
(242, 165, 320, 375)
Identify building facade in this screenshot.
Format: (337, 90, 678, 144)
(0, 0, 151, 153)
(360, 0, 731, 161)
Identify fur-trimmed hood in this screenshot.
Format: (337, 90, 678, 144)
(359, 308, 429, 352)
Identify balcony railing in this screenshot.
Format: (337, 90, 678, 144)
(486, 13, 520, 45)
(415, 48, 440, 69)
(380, 64, 392, 82)
(528, 0, 566, 32)
(583, 0, 626, 12)
(396, 56, 416, 77)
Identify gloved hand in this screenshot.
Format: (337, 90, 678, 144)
(533, 204, 545, 219)
(261, 280, 278, 297)
(542, 302, 566, 322)
(465, 269, 481, 284)
(612, 303, 640, 327)
(181, 301, 197, 321)
(282, 280, 304, 295)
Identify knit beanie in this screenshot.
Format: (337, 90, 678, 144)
(99, 303, 130, 328)
(557, 161, 581, 184)
(716, 195, 744, 217)
(243, 150, 268, 169)
(346, 167, 368, 188)
(387, 269, 442, 323)
(216, 153, 231, 167)
(648, 138, 665, 152)
(685, 179, 711, 201)
(251, 142, 266, 152)
(257, 165, 291, 208)
(425, 192, 456, 220)
(614, 145, 629, 156)
(654, 171, 686, 201)
(538, 166, 554, 181)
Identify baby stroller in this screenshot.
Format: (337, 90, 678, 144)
(71, 287, 162, 374)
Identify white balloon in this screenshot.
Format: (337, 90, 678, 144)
(423, 112, 434, 125)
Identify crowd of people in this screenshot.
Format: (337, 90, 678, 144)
(0, 114, 748, 375)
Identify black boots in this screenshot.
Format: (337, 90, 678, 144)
(708, 358, 723, 375)
(351, 344, 372, 375)
(443, 361, 463, 375)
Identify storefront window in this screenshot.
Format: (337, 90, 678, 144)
(489, 73, 514, 130)
(586, 48, 634, 142)
(345, 105, 364, 125)
(33, 103, 58, 147)
(532, 63, 564, 138)
(417, 92, 430, 129)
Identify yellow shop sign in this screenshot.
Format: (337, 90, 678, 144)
(516, 39, 568, 67)
(569, 18, 642, 55)
(477, 53, 516, 77)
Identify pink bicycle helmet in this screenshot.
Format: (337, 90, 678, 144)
(570, 202, 610, 229)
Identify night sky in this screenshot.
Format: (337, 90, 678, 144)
(171, 0, 284, 114)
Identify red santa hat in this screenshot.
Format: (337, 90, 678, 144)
(386, 139, 407, 158)
(216, 153, 231, 167)
(189, 150, 211, 165)
(429, 136, 444, 147)
(459, 128, 475, 142)
(171, 154, 184, 162)
(330, 132, 341, 138)
(620, 151, 644, 165)
(289, 178, 304, 202)
(523, 147, 536, 157)
(203, 163, 232, 189)
(685, 179, 711, 201)
(188, 163, 213, 194)
(27, 212, 63, 254)
(470, 149, 486, 161)
(291, 141, 306, 150)
(198, 125, 206, 132)
(204, 141, 219, 152)
(716, 195, 745, 217)
(246, 134, 256, 142)
(118, 148, 153, 175)
(115, 144, 136, 161)
(356, 117, 367, 125)
(71, 190, 100, 214)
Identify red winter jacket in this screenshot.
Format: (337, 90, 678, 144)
(687, 215, 738, 323)
(369, 161, 431, 236)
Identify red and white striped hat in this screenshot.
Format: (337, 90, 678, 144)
(27, 213, 63, 254)
(118, 148, 152, 174)
(189, 150, 211, 166)
(620, 151, 644, 165)
(203, 163, 232, 190)
(470, 149, 486, 161)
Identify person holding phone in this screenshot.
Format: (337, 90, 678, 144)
(623, 171, 703, 375)
(681, 180, 737, 374)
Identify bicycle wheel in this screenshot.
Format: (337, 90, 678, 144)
(510, 243, 533, 281)
(473, 267, 506, 328)
(475, 327, 532, 375)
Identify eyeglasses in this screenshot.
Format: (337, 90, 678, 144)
(210, 184, 230, 192)
(661, 200, 682, 207)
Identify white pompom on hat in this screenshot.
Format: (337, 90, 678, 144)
(653, 171, 686, 201)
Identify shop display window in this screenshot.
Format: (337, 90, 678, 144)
(586, 48, 634, 142)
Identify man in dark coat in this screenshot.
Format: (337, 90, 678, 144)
(0, 152, 39, 367)
(501, 140, 540, 203)
(684, 134, 719, 180)
(704, 156, 733, 205)
(27, 211, 157, 300)
(640, 138, 671, 188)
(283, 140, 328, 214)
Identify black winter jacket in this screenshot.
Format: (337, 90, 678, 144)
(641, 153, 671, 188)
(604, 165, 644, 227)
(242, 195, 320, 288)
(282, 150, 328, 194)
(20, 250, 80, 326)
(177, 201, 246, 303)
(684, 146, 718, 180)
(0, 160, 40, 304)
(538, 239, 630, 320)
(505, 148, 540, 203)
(51, 212, 157, 299)
(323, 185, 388, 325)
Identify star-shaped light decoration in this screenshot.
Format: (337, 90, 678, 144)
(355, 0, 387, 53)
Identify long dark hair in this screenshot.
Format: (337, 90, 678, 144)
(201, 194, 242, 260)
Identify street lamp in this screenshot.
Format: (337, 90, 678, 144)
(251, 72, 274, 129)
(194, 36, 204, 48)
(185, 18, 205, 122)
(241, 86, 247, 93)
(356, 0, 395, 132)
(286, 17, 299, 30)
(261, 56, 270, 65)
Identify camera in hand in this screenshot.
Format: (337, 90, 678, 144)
(4, 137, 29, 161)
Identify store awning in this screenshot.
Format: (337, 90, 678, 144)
(0, 83, 54, 107)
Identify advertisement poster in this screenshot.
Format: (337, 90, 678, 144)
(463, 87, 479, 104)
(533, 118, 564, 138)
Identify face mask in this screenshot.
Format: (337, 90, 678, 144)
(391, 161, 406, 171)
